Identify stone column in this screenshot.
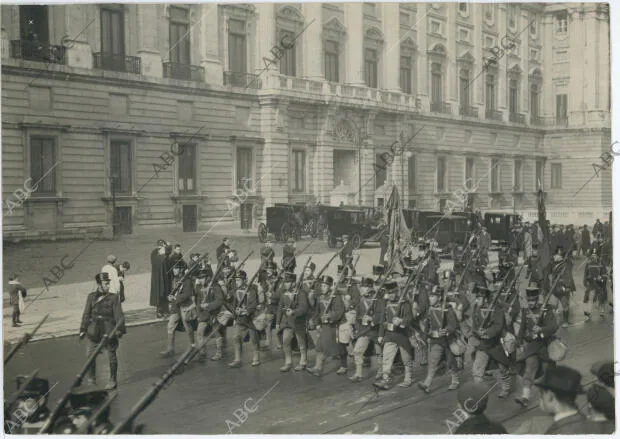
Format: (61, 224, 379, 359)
(64, 5, 93, 70)
(255, 4, 276, 75)
(473, 4, 484, 107)
(569, 7, 585, 125)
(382, 3, 400, 91)
(446, 4, 456, 104)
(197, 3, 222, 85)
(521, 10, 529, 119)
(597, 6, 610, 114)
(134, 4, 162, 77)
(344, 3, 364, 85)
(541, 13, 553, 118)
(416, 8, 429, 109)
(302, 3, 323, 80)
(497, 4, 508, 119)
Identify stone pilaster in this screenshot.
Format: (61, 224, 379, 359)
(136, 4, 162, 77)
(344, 3, 364, 85)
(416, 9, 429, 109)
(302, 3, 323, 80)
(473, 4, 484, 106)
(497, 4, 508, 119)
(446, 4, 456, 103)
(382, 3, 400, 92)
(199, 3, 222, 85)
(64, 5, 92, 70)
(541, 13, 554, 118)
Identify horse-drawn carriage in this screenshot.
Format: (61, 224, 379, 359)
(257, 203, 322, 242)
(325, 205, 385, 249)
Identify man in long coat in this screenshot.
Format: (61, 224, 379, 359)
(150, 240, 171, 318)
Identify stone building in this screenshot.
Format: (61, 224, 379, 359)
(1, 3, 611, 240)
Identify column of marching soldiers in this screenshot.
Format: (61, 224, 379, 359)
(4, 220, 614, 434)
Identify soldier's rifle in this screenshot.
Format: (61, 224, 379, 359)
(477, 264, 522, 330)
(5, 314, 49, 366)
(310, 247, 344, 288)
(288, 256, 313, 311)
(537, 259, 569, 326)
(352, 263, 395, 342)
(229, 251, 254, 280)
(38, 318, 125, 434)
(322, 256, 351, 323)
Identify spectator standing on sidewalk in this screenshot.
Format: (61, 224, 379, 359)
(8, 273, 26, 327)
(581, 225, 591, 256)
(150, 240, 171, 318)
(101, 255, 121, 295)
(216, 238, 231, 263)
(116, 261, 130, 304)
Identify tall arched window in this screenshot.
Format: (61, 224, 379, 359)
(400, 38, 416, 94)
(322, 17, 346, 83)
(276, 5, 304, 77)
(364, 27, 384, 89)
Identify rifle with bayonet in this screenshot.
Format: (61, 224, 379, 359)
(75, 391, 118, 434)
(4, 314, 49, 365)
(310, 248, 343, 288)
(38, 318, 125, 434)
(352, 261, 395, 341)
(321, 256, 351, 325)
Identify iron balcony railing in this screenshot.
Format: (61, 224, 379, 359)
(10, 40, 66, 64)
(93, 52, 141, 74)
(459, 105, 479, 118)
(485, 109, 503, 121)
(163, 62, 205, 82)
(223, 71, 262, 89)
(509, 112, 526, 124)
(430, 101, 452, 114)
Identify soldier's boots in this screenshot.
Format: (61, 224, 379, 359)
(398, 361, 415, 388)
(306, 353, 325, 377)
(373, 374, 392, 390)
(294, 349, 307, 371)
(418, 381, 431, 394)
(448, 374, 460, 391)
(251, 351, 261, 367)
(281, 347, 293, 372)
(159, 333, 175, 359)
(211, 338, 223, 361)
(105, 361, 118, 390)
(349, 357, 364, 382)
(228, 342, 242, 368)
(515, 387, 531, 407)
(374, 357, 384, 380)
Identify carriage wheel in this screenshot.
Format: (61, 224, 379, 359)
(258, 223, 268, 243)
(280, 223, 292, 242)
(327, 232, 336, 248)
(351, 233, 362, 250)
(293, 225, 302, 241)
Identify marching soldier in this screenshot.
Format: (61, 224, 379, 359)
(471, 286, 512, 398)
(260, 240, 275, 269)
(79, 273, 126, 390)
(411, 279, 431, 366)
(282, 238, 297, 272)
(263, 261, 281, 350)
(583, 250, 608, 319)
(340, 235, 355, 275)
(277, 272, 309, 372)
(196, 271, 225, 363)
(349, 277, 384, 382)
(514, 285, 559, 407)
(216, 237, 231, 262)
(210, 274, 233, 361)
(550, 247, 572, 327)
(418, 286, 460, 394)
(229, 273, 263, 368)
(159, 259, 196, 358)
(307, 275, 346, 377)
(374, 281, 415, 389)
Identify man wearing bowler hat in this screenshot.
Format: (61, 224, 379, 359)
(80, 273, 125, 390)
(453, 382, 507, 434)
(535, 365, 589, 434)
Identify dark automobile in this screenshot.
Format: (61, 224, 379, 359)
(402, 209, 442, 240)
(425, 214, 476, 252)
(258, 203, 320, 242)
(483, 212, 522, 244)
(325, 206, 384, 249)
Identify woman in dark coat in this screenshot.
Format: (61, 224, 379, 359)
(150, 241, 171, 317)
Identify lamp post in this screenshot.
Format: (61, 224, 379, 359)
(110, 173, 118, 238)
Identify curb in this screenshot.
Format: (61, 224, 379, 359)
(5, 312, 166, 345)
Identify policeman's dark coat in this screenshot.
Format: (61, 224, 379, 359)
(315, 293, 345, 356)
(80, 289, 126, 347)
(149, 248, 170, 307)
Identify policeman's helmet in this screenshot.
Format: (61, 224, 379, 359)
(95, 272, 110, 284)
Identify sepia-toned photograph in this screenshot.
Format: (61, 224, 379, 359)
(1, 1, 614, 434)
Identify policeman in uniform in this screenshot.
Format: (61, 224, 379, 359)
(80, 273, 125, 390)
(418, 286, 460, 393)
(229, 272, 262, 368)
(471, 286, 512, 398)
(584, 249, 607, 319)
(307, 275, 345, 377)
(349, 277, 384, 382)
(196, 271, 225, 362)
(374, 281, 416, 389)
(277, 272, 309, 372)
(514, 285, 559, 407)
(159, 259, 196, 358)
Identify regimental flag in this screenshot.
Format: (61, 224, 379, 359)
(537, 188, 551, 270)
(384, 185, 412, 272)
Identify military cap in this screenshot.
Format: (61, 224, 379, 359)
(372, 265, 385, 276)
(233, 270, 246, 280)
(308, 262, 316, 272)
(15, 376, 50, 398)
(360, 277, 375, 288)
(475, 286, 492, 297)
(284, 272, 297, 283)
(95, 272, 110, 283)
(590, 360, 615, 388)
(458, 382, 491, 414)
(382, 280, 398, 292)
(319, 275, 334, 286)
(525, 286, 541, 298)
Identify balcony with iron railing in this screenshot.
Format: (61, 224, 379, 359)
(529, 116, 569, 127)
(163, 62, 205, 82)
(10, 40, 66, 64)
(530, 115, 543, 126)
(430, 101, 452, 115)
(509, 112, 526, 124)
(459, 105, 479, 118)
(485, 108, 503, 121)
(223, 71, 262, 89)
(93, 52, 141, 74)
